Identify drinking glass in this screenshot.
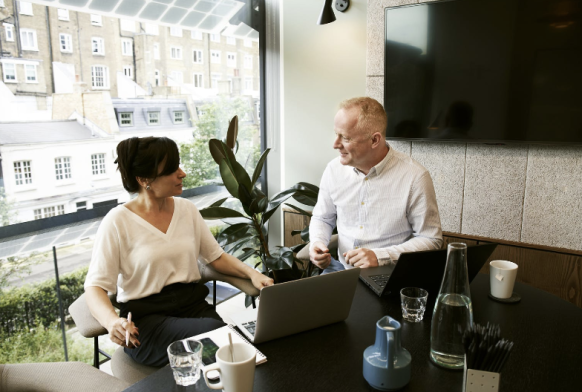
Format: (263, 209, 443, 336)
(167, 339, 203, 386)
(400, 287, 428, 322)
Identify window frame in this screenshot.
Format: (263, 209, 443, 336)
(4, 24, 14, 41)
(19, 1, 33, 16)
(170, 26, 182, 37)
(2, 62, 17, 82)
(244, 54, 253, 69)
(121, 39, 133, 56)
(25, 64, 37, 83)
(193, 49, 203, 64)
(91, 65, 110, 89)
(211, 50, 221, 64)
(91, 153, 107, 175)
(145, 23, 159, 35)
(57, 8, 69, 21)
(59, 33, 73, 53)
(227, 52, 236, 67)
(170, 70, 183, 84)
(90, 14, 102, 26)
(173, 110, 185, 124)
(123, 65, 132, 78)
(20, 28, 38, 51)
(191, 30, 202, 40)
(120, 19, 135, 32)
(54, 156, 72, 181)
(170, 46, 182, 60)
(153, 43, 160, 60)
(147, 111, 161, 126)
(210, 33, 220, 43)
(14, 160, 33, 186)
(193, 72, 203, 88)
(91, 37, 105, 55)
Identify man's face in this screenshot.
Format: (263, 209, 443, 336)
(333, 107, 372, 170)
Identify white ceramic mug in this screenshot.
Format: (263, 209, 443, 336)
(489, 260, 518, 299)
(203, 343, 256, 392)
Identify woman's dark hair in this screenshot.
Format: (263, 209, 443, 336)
(115, 137, 180, 193)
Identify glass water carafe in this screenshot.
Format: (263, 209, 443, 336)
(430, 242, 473, 369)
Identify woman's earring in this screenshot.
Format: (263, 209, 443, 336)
(146, 185, 151, 190)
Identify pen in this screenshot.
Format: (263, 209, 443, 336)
(126, 312, 132, 347)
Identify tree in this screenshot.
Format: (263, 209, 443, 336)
(0, 187, 17, 227)
(180, 96, 260, 189)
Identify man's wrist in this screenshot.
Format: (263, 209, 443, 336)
(371, 249, 392, 266)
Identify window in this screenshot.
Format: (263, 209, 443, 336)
(0, 0, 4, 7)
(244, 39, 252, 47)
(120, 19, 135, 32)
(91, 153, 106, 174)
(25, 64, 37, 83)
(54, 157, 72, 180)
(59, 33, 72, 53)
(2, 62, 16, 82)
(173, 111, 185, 124)
(148, 112, 160, 125)
(193, 50, 202, 64)
(210, 34, 220, 43)
(170, 71, 183, 84)
(118, 112, 133, 127)
(34, 205, 65, 219)
(154, 69, 160, 86)
(145, 23, 159, 35)
(4, 24, 14, 41)
(245, 77, 253, 91)
(92, 37, 104, 55)
(227, 52, 236, 67)
(193, 73, 203, 88)
(170, 47, 182, 60)
(244, 55, 253, 69)
(57, 9, 69, 21)
(121, 39, 132, 56)
(227, 36, 236, 45)
(211, 73, 220, 89)
(76, 201, 87, 211)
(153, 44, 160, 60)
(191, 30, 202, 40)
(211, 50, 221, 64)
(20, 29, 38, 51)
(14, 161, 32, 185)
(19, 1, 33, 16)
(123, 66, 132, 78)
(91, 65, 109, 88)
(90, 14, 102, 26)
(170, 26, 182, 37)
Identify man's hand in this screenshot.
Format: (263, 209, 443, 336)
(310, 241, 331, 269)
(251, 271, 274, 290)
(343, 248, 378, 268)
(107, 317, 140, 349)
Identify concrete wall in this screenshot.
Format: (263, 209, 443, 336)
(366, 0, 582, 251)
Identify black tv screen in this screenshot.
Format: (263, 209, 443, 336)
(384, 0, 582, 144)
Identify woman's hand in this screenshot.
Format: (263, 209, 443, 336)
(250, 271, 274, 290)
(107, 317, 140, 349)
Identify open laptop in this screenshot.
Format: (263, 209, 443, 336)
(230, 268, 361, 344)
(359, 243, 498, 300)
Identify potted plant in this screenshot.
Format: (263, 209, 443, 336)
(199, 116, 320, 294)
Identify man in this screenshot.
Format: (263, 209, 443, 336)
(309, 97, 443, 273)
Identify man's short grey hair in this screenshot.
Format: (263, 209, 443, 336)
(339, 97, 388, 138)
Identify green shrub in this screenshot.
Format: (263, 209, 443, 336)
(0, 266, 88, 335)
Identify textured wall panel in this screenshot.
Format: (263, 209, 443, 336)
(367, 0, 418, 76)
(462, 144, 528, 241)
(521, 146, 582, 251)
(412, 142, 466, 233)
(388, 140, 411, 156)
(366, 76, 384, 105)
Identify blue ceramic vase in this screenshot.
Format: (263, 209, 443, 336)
(363, 316, 411, 391)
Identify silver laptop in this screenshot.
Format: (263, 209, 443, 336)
(230, 268, 361, 344)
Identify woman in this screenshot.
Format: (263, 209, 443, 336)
(84, 136, 273, 367)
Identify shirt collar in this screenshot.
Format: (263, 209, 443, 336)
(352, 141, 392, 177)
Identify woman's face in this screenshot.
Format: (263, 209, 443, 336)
(146, 158, 186, 197)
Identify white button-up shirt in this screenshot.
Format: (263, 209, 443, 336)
(309, 142, 443, 268)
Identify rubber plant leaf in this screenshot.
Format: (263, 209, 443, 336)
(251, 148, 270, 187)
(199, 206, 249, 220)
(225, 115, 238, 151)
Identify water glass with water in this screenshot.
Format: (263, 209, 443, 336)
(167, 339, 203, 386)
(400, 287, 428, 322)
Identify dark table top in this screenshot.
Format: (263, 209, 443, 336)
(124, 274, 582, 392)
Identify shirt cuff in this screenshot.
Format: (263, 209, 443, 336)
(371, 248, 392, 267)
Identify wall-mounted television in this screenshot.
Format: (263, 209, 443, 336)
(384, 0, 582, 144)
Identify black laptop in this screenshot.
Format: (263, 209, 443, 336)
(359, 243, 498, 301)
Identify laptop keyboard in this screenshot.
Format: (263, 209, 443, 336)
(242, 321, 256, 336)
(370, 274, 391, 288)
